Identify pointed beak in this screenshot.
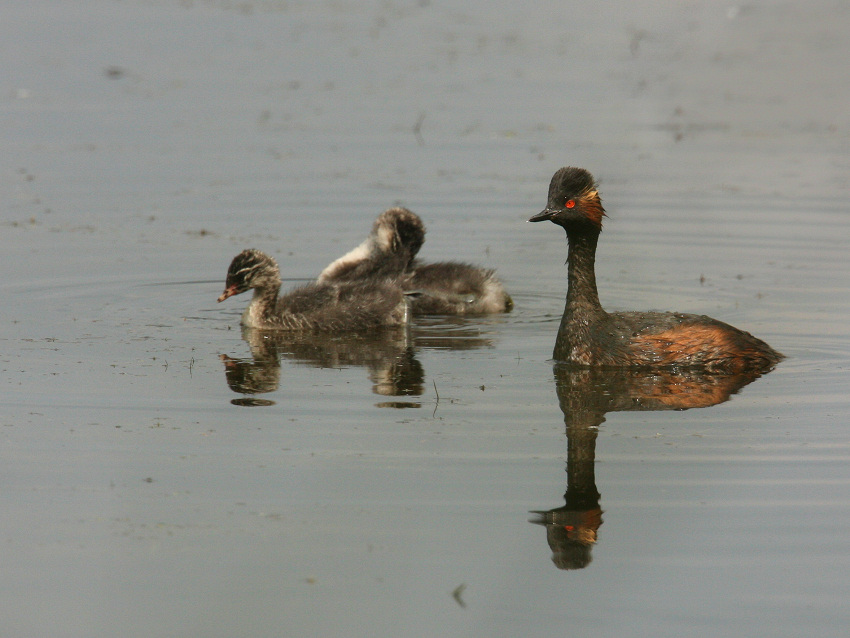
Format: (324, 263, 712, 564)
(217, 286, 238, 303)
(528, 207, 558, 223)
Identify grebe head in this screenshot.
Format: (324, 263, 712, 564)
(218, 249, 281, 302)
(528, 167, 606, 230)
(372, 207, 426, 258)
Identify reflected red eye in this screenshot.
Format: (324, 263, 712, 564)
(565, 200, 576, 208)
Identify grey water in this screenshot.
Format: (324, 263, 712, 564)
(2, 2, 849, 636)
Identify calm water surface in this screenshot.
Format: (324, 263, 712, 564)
(2, 2, 849, 637)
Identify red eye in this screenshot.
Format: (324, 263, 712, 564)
(565, 200, 576, 208)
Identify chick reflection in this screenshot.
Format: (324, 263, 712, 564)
(531, 365, 774, 570)
(220, 326, 424, 403)
(220, 320, 498, 405)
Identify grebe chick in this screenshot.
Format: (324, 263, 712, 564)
(528, 167, 783, 371)
(404, 261, 512, 315)
(318, 207, 425, 283)
(218, 249, 409, 331)
(318, 207, 513, 315)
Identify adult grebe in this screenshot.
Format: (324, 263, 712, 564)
(528, 167, 782, 371)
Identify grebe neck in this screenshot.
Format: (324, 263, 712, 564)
(565, 229, 604, 318)
(244, 283, 281, 326)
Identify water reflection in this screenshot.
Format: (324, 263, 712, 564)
(531, 365, 775, 570)
(219, 319, 496, 406)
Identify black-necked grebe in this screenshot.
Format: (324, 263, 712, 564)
(318, 207, 513, 315)
(528, 167, 783, 371)
(218, 249, 409, 331)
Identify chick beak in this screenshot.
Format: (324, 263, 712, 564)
(217, 286, 238, 303)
